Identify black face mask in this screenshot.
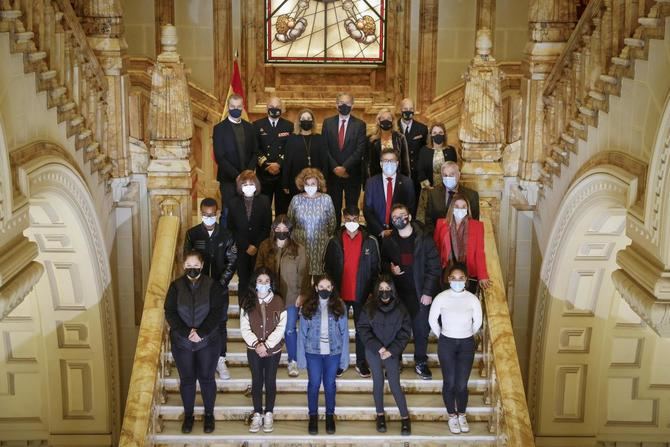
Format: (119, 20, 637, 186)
(338, 104, 352, 116)
(268, 107, 281, 118)
(401, 110, 414, 121)
(379, 120, 393, 131)
(229, 108, 242, 119)
(431, 134, 445, 145)
(318, 290, 331, 300)
(379, 291, 392, 302)
(275, 231, 289, 241)
(185, 268, 201, 279)
(300, 120, 313, 131)
(392, 216, 409, 230)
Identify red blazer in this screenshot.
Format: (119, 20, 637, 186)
(433, 218, 489, 280)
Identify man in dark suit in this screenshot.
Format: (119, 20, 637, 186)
(398, 97, 428, 201)
(213, 94, 258, 223)
(253, 96, 293, 215)
(425, 160, 480, 231)
(321, 92, 368, 225)
(363, 148, 416, 239)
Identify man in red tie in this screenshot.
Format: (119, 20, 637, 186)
(363, 148, 416, 240)
(321, 92, 368, 225)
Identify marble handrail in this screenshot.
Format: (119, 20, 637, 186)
(482, 217, 535, 446)
(119, 215, 180, 447)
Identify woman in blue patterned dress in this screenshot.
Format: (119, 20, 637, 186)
(287, 167, 337, 278)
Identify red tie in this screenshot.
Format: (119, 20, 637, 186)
(385, 177, 393, 225)
(338, 119, 346, 151)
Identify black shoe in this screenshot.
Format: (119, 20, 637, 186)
(308, 415, 318, 435)
(415, 362, 432, 380)
(326, 414, 336, 434)
(376, 414, 387, 433)
(181, 414, 194, 433)
(401, 417, 411, 436)
(203, 414, 215, 433)
(355, 363, 371, 378)
(336, 368, 344, 378)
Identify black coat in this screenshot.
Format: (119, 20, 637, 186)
(184, 223, 237, 290)
(213, 119, 258, 183)
(398, 119, 428, 177)
(357, 297, 412, 357)
(424, 184, 480, 230)
(416, 146, 458, 186)
(226, 194, 272, 251)
(253, 116, 294, 183)
(321, 114, 367, 182)
(380, 222, 441, 299)
(324, 226, 381, 303)
(366, 131, 411, 181)
(282, 133, 328, 196)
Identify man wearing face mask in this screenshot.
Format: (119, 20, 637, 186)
(398, 98, 428, 201)
(213, 95, 259, 225)
(184, 198, 238, 380)
(324, 206, 381, 377)
(425, 161, 480, 231)
(381, 203, 441, 380)
(321, 92, 368, 225)
(253, 97, 294, 215)
(363, 148, 416, 240)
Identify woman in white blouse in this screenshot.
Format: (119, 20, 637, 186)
(428, 263, 482, 435)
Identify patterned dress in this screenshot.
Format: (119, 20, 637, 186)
(287, 193, 337, 275)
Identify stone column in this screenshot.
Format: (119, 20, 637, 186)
(459, 29, 505, 228)
(518, 0, 576, 201)
(416, 0, 438, 113)
(147, 25, 195, 251)
(80, 0, 131, 178)
(213, 0, 233, 104)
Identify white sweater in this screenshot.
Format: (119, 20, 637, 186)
(428, 289, 482, 339)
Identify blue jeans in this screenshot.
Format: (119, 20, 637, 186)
(305, 353, 339, 416)
(285, 305, 299, 362)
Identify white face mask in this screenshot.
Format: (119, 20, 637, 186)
(450, 280, 466, 292)
(453, 208, 468, 221)
(304, 185, 318, 196)
(242, 184, 256, 197)
(344, 222, 360, 233)
(381, 161, 398, 177)
(443, 176, 457, 190)
(256, 283, 271, 296)
(202, 216, 217, 227)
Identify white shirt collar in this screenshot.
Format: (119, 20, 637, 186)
(268, 116, 278, 126)
(228, 115, 242, 124)
(384, 173, 397, 184)
(338, 114, 350, 123)
(401, 119, 412, 131)
(258, 291, 274, 304)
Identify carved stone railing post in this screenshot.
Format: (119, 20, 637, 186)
(147, 25, 194, 253)
(459, 29, 506, 229)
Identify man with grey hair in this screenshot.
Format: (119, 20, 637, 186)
(398, 97, 428, 201)
(253, 96, 294, 215)
(321, 92, 368, 225)
(425, 161, 480, 230)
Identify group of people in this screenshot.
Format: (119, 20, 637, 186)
(164, 92, 490, 437)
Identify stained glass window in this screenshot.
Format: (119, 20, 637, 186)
(265, 0, 387, 64)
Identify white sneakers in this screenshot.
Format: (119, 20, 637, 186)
(248, 411, 274, 433)
(217, 356, 230, 380)
(287, 360, 299, 377)
(447, 414, 470, 434)
(249, 412, 263, 433)
(458, 414, 470, 433)
(448, 415, 461, 434)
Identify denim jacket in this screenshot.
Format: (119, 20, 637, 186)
(297, 306, 349, 371)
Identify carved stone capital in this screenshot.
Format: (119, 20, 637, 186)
(617, 245, 670, 301)
(0, 261, 44, 320)
(612, 269, 670, 337)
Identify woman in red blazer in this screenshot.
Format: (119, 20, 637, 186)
(433, 194, 490, 293)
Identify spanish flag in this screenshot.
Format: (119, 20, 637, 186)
(221, 57, 248, 121)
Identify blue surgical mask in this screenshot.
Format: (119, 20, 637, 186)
(229, 108, 242, 119)
(202, 216, 217, 227)
(256, 283, 271, 295)
(450, 281, 466, 292)
(443, 176, 457, 190)
(382, 161, 398, 177)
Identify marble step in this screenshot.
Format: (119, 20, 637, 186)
(154, 419, 496, 446)
(158, 393, 493, 422)
(161, 366, 488, 394)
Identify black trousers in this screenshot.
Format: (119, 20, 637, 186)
(410, 303, 431, 364)
(437, 335, 475, 414)
(366, 348, 409, 418)
(236, 251, 257, 299)
(219, 181, 237, 227)
(345, 301, 366, 367)
(247, 349, 281, 413)
(219, 291, 229, 357)
(261, 179, 289, 216)
(172, 334, 222, 416)
(327, 177, 361, 225)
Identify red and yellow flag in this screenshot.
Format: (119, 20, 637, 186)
(221, 58, 248, 121)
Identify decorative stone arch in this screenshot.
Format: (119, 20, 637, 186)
(0, 143, 120, 442)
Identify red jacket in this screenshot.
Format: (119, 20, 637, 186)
(433, 218, 489, 280)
